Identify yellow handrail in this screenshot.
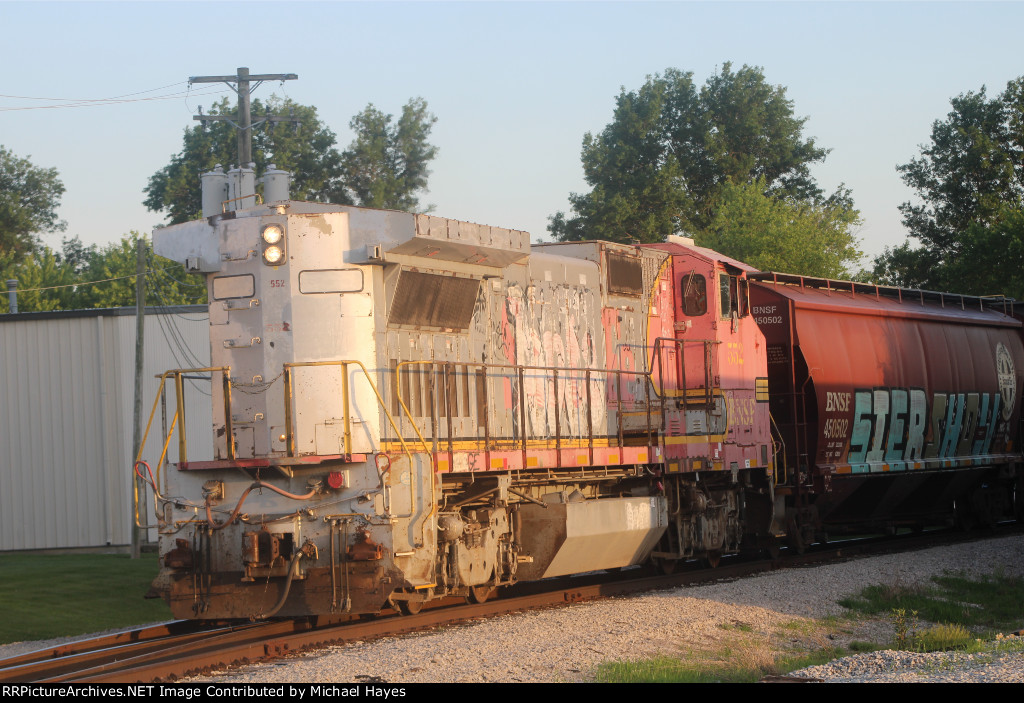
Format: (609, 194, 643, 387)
(394, 360, 662, 435)
(281, 359, 432, 545)
(282, 359, 416, 457)
(133, 366, 230, 530)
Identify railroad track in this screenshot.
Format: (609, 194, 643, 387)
(1, 526, 1012, 683)
(0, 619, 332, 683)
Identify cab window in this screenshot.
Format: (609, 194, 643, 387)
(719, 274, 748, 318)
(681, 272, 707, 316)
(719, 274, 734, 318)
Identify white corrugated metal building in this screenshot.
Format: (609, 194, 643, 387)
(0, 306, 212, 551)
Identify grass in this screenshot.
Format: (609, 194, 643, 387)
(848, 640, 879, 652)
(916, 622, 975, 651)
(594, 641, 845, 683)
(597, 570, 1024, 682)
(597, 606, 850, 683)
(0, 552, 172, 644)
(594, 649, 843, 683)
(839, 571, 1024, 635)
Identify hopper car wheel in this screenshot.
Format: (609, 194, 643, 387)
(399, 599, 423, 616)
(980, 510, 998, 530)
(703, 551, 722, 569)
(954, 500, 975, 532)
(765, 538, 781, 560)
(468, 585, 493, 604)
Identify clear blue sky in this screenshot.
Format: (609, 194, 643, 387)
(3, 1, 1023, 267)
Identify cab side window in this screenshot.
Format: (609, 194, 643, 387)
(681, 273, 707, 316)
(719, 274, 748, 318)
(719, 274, 735, 318)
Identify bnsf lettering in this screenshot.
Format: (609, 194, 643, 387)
(727, 395, 756, 427)
(752, 305, 783, 326)
(825, 391, 851, 413)
(844, 388, 1001, 465)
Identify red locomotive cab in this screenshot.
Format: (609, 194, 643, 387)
(643, 237, 772, 479)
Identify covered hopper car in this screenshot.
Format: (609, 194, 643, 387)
(144, 200, 1023, 619)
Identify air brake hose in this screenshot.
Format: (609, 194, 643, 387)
(206, 481, 319, 531)
(251, 551, 305, 620)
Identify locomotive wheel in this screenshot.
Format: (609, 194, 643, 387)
(657, 557, 677, 575)
(787, 527, 805, 554)
(468, 585, 493, 604)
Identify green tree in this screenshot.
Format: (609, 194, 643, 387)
(336, 98, 438, 210)
(550, 64, 832, 246)
(698, 179, 862, 278)
(144, 96, 438, 223)
(958, 210, 1024, 299)
(55, 235, 95, 275)
(875, 208, 1024, 299)
(144, 97, 345, 224)
(873, 77, 1024, 294)
(0, 146, 66, 262)
(0, 246, 78, 312)
(75, 234, 206, 309)
(1, 234, 206, 312)
(549, 73, 692, 243)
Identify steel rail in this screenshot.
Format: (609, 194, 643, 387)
(0, 619, 312, 684)
(0, 621, 204, 674)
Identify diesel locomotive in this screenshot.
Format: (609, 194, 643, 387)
(144, 199, 1023, 619)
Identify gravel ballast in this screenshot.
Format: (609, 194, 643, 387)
(3, 535, 1022, 683)
(196, 535, 1024, 683)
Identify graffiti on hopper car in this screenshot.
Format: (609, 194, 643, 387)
(843, 388, 1002, 465)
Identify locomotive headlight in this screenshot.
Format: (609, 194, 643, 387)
(261, 224, 284, 244)
(263, 245, 284, 265)
(261, 223, 286, 265)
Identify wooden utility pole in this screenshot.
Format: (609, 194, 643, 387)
(189, 67, 299, 167)
(131, 238, 147, 558)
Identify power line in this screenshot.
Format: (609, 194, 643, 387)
(0, 85, 231, 112)
(149, 268, 207, 309)
(148, 270, 211, 395)
(189, 67, 299, 166)
(8, 271, 139, 294)
(6, 262, 202, 295)
(0, 81, 189, 101)
(155, 265, 207, 289)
